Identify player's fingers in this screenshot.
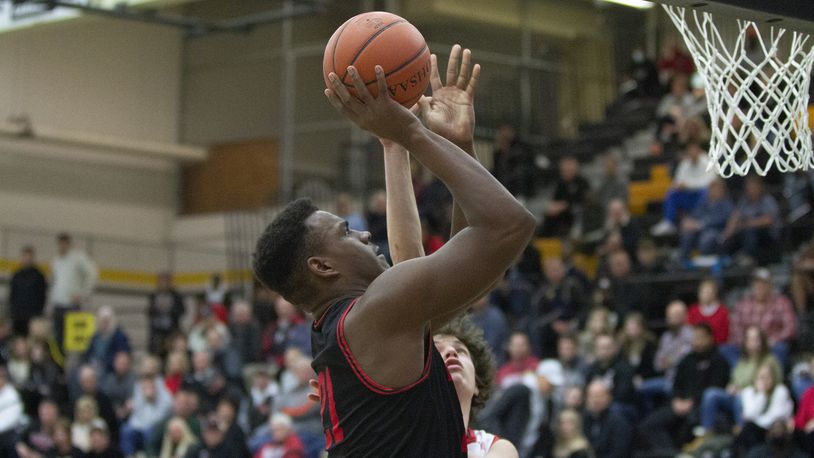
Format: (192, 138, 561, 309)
(329, 72, 353, 105)
(429, 54, 442, 91)
(309, 378, 319, 389)
(456, 48, 472, 89)
(445, 44, 461, 86)
(307, 393, 321, 402)
(465, 64, 481, 97)
(325, 89, 356, 117)
(348, 66, 371, 103)
(374, 65, 389, 100)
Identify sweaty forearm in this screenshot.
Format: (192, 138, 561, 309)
(384, 143, 424, 264)
(401, 126, 532, 233)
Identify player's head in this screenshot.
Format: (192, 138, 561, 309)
(433, 315, 496, 414)
(253, 198, 388, 310)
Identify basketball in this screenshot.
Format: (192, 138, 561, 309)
(323, 11, 431, 108)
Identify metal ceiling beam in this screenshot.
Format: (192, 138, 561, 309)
(17, 0, 328, 37)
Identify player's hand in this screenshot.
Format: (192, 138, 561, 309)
(325, 65, 420, 144)
(414, 44, 480, 149)
(307, 378, 321, 403)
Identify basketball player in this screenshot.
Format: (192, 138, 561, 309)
(253, 45, 535, 456)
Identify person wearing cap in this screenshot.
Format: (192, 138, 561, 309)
(723, 268, 796, 369)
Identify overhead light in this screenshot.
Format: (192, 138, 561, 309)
(598, 0, 655, 9)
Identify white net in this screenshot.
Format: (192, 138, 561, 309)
(663, 5, 814, 177)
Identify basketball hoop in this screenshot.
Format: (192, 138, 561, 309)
(663, 5, 814, 177)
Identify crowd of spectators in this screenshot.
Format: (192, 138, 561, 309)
(2, 41, 814, 458)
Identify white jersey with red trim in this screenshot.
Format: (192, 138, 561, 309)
(466, 428, 498, 457)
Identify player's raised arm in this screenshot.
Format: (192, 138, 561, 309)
(382, 138, 424, 264)
(325, 60, 535, 362)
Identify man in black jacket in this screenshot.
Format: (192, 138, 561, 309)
(583, 380, 633, 458)
(585, 333, 637, 410)
(8, 246, 47, 336)
(638, 322, 729, 454)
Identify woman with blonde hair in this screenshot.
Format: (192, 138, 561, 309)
(578, 308, 613, 364)
(159, 416, 198, 458)
(71, 395, 101, 452)
(552, 409, 592, 458)
(734, 361, 794, 455)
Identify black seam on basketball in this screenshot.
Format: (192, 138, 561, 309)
(341, 19, 407, 82)
(331, 20, 351, 77)
(342, 44, 428, 89)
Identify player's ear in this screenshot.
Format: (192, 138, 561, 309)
(306, 256, 340, 279)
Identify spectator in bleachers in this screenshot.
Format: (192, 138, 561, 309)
(578, 308, 613, 364)
(633, 239, 672, 323)
(795, 384, 814, 454)
(532, 258, 588, 359)
(273, 356, 320, 449)
(687, 278, 729, 345)
(251, 285, 277, 329)
(639, 323, 729, 454)
(731, 362, 794, 455)
(627, 48, 662, 99)
(164, 351, 189, 396)
(148, 388, 201, 456)
(585, 333, 636, 415)
(651, 74, 695, 156)
(21, 338, 63, 415)
(52, 418, 83, 458)
(158, 416, 198, 458)
(184, 413, 235, 457)
(678, 178, 734, 261)
(591, 199, 640, 262)
(599, 250, 640, 319)
(722, 175, 781, 265)
(9, 245, 47, 337)
(468, 293, 509, 366)
(496, 332, 539, 388)
(49, 233, 98, 354)
(7, 336, 30, 388)
(230, 300, 262, 366)
(120, 375, 173, 457)
(0, 319, 12, 363)
(725, 268, 796, 368)
(0, 364, 23, 455)
(791, 239, 814, 314)
(652, 141, 715, 236)
(184, 351, 221, 411)
(216, 397, 250, 457)
(148, 272, 185, 357)
(582, 380, 633, 458)
(540, 156, 591, 238)
(87, 418, 123, 458)
(72, 396, 102, 452)
(336, 192, 368, 232)
(100, 352, 135, 426)
(82, 306, 130, 376)
(248, 365, 278, 431)
(73, 365, 118, 444)
(696, 326, 782, 441)
(203, 276, 229, 324)
(254, 413, 306, 458)
(261, 296, 310, 368)
(618, 312, 657, 383)
(15, 397, 60, 458)
(639, 300, 694, 411)
(492, 124, 537, 198)
(657, 42, 695, 84)
(552, 409, 592, 458)
(207, 327, 241, 384)
(596, 152, 629, 211)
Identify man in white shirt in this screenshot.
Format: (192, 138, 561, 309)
(0, 365, 23, 455)
(49, 233, 98, 353)
(652, 141, 716, 236)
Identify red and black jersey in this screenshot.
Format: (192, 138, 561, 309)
(311, 297, 467, 457)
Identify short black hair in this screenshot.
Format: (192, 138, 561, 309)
(253, 198, 319, 304)
(56, 233, 71, 243)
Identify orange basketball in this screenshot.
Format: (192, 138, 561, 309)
(323, 11, 430, 108)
